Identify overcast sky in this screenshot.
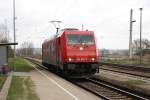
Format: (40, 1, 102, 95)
(0, 0, 150, 49)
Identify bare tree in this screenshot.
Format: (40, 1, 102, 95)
(0, 23, 8, 42)
(132, 39, 150, 54)
(19, 41, 34, 56)
(0, 23, 14, 58)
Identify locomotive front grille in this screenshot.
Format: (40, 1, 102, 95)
(65, 63, 99, 74)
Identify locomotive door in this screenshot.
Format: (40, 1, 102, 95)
(57, 38, 61, 66)
(56, 38, 60, 66)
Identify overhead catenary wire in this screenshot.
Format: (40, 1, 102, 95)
(42, 0, 150, 39)
(39, 0, 80, 38)
(58, 0, 79, 19)
(51, 0, 146, 30)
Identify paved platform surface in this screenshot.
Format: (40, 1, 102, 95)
(26, 59, 102, 100)
(30, 70, 101, 100)
(13, 72, 30, 76)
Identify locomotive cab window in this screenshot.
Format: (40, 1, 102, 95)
(67, 34, 94, 45)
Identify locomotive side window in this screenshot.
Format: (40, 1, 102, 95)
(67, 34, 94, 45)
(48, 45, 51, 56)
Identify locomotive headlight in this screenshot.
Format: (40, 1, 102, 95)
(68, 58, 72, 61)
(91, 58, 95, 61)
(79, 47, 83, 50)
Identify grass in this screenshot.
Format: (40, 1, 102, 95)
(8, 57, 34, 72)
(101, 58, 150, 67)
(125, 80, 146, 85)
(7, 76, 39, 100)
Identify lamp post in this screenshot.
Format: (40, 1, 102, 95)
(129, 9, 136, 59)
(50, 20, 62, 69)
(139, 8, 143, 65)
(13, 0, 16, 71)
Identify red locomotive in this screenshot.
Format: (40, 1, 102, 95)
(42, 28, 99, 77)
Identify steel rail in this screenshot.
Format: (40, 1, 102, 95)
(100, 67, 150, 79)
(87, 78, 149, 100)
(99, 62, 150, 72)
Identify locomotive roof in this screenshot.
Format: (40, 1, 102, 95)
(43, 29, 94, 43)
(64, 30, 94, 34)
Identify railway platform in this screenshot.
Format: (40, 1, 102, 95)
(28, 61, 101, 100)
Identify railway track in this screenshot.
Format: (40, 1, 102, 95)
(101, 67, 150, 81)
(71, 78, 149, 100)
(25, 57, 150, 100)
(100, 62, 150, 80)
(99, 62, 150, 72)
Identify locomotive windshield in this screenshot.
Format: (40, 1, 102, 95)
(67, 34, 94, 45)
